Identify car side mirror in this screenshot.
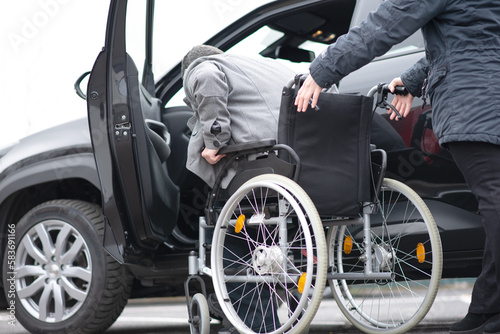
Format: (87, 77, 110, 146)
(74, 71, 91, 100)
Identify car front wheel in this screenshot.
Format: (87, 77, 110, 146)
(3, 200, 132, 334)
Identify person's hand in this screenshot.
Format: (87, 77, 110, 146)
(294, 74, 323, 112)
(202, 147, 225, 165)
(387, 77, 414, 121)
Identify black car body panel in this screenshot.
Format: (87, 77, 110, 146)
(0, 118, 100, 258)
(0, 118, 97, 195)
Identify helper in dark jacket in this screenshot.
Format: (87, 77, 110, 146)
(295, 1, 500, 333)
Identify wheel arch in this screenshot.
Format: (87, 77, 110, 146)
(0, 153, 102, 291)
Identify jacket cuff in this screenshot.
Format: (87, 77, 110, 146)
(309, 58, 335, 88)
(400, 57, 428, 98)
(203, 121, 230, 150)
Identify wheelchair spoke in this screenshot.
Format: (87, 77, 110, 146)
(328, 178, 442, 334)
(211, 175, 327, 334)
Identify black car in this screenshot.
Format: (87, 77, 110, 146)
(0, 0, 483, 333)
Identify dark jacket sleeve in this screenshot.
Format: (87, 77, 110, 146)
(401, 57, 428, 97)
(309, 0, 446, 88)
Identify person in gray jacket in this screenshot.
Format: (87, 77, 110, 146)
(181, 45, 295, 334)
(182, 45, 295, 189)
(295, 1, 500, 333)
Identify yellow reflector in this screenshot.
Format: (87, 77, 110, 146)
(416, 243, 425, 263)
(235, 214, 245, 233)
(344, 236, 353, 254)
(298, 273, 307, 294)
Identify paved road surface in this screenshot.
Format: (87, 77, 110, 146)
(0, 279, 472, 334)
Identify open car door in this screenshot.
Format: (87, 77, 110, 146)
(87, 0, 179, 263)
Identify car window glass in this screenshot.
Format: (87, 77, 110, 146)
(226, 26, 317, 73)
(227, 26, 284, 57)
(165, 26, 285, 108)
(164, 24, 329, 108)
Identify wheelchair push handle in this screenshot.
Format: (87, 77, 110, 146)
(379, 83, 408, 96)
(369, 83, 408, 120)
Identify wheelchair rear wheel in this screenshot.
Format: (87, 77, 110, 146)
(211, 174, 327, 334)
(328, 178, 442, 334)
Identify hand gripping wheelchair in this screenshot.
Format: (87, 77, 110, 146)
(184, 79, 443, 334)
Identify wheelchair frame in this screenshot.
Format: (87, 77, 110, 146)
(185, 84, 443, 334)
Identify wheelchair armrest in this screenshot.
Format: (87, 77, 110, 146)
(218, 139, 276, 155)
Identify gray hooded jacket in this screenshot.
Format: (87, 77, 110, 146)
(183, 54, 295, 188)
(310, 0, 500, 146)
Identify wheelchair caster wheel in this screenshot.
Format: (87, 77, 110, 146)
(189, 293, 210, 334)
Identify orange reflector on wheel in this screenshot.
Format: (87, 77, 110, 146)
(298, 273, 307, 294)
(416, 243, 425, 263)
(235, 214, 245, 233)
(344, 236, 353, 254)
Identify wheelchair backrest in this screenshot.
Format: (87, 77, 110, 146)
(278, 78, 374, 217)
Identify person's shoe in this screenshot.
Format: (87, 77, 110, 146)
(449, 312, 500, 334)
(207, 294, 237, 334)
(217, 324, 237, 334)
(484, 316, 500, 334)
(207, 293, 224, 321)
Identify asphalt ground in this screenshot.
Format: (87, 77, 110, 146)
(0, 278, 473, 334)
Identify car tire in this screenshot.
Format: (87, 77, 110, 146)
(2, 199, 133, 334)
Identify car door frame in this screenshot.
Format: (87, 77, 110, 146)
(87, 0, 177, 265)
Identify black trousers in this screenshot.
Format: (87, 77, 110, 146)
(448, 141, 500, 314)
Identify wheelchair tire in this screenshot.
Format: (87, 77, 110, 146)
(189, 293, 210, 334)
(328, 178, 442, 334)
(211, 174, 327, 334)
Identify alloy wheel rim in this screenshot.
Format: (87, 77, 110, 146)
(15, 219, 92, 323)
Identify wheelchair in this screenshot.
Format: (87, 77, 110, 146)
(185, 81, 443, 334)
